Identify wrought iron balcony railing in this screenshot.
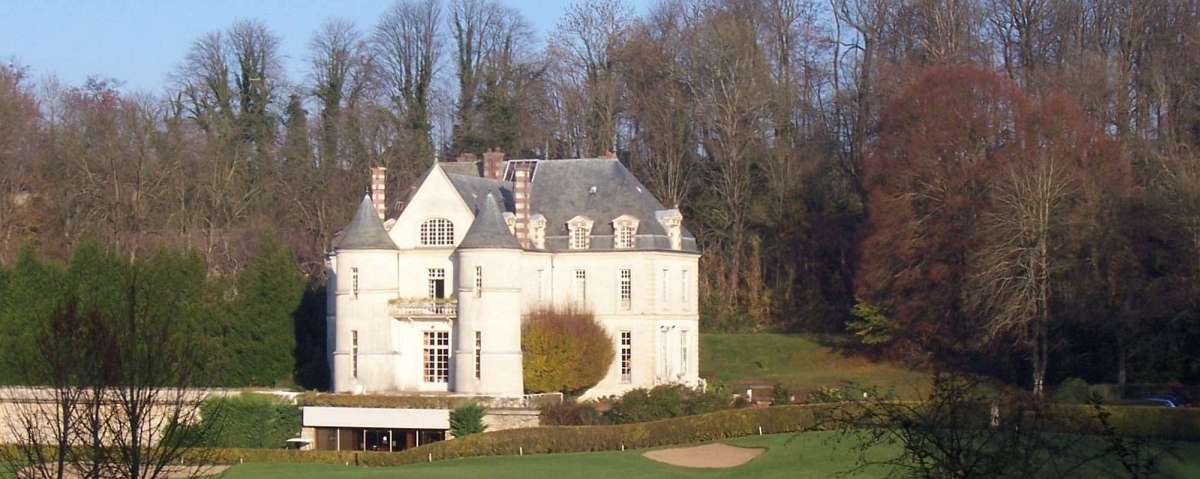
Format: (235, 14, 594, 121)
(389, 298, 457, 318)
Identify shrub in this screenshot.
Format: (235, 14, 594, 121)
(605, 384, 736, 424)
(521, 307, 614, 394)
(1052, 377, 1095, 403)
(771, 383, 792, 406)
(450, 403, 488, 438)
(174, 393, 300, 449)
(540, 401, 607, 426)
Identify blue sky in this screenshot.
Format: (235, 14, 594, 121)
(0, 0, 595, 93)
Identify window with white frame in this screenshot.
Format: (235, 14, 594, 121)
(419, 218, 454, 246)
(619, 268, 632, 311)
(351, 330, 359, 379)
(620, 331, 632, 383)
(680, 330, 689, 376)
(474, 266, 482, 298)
(573, 269, 587, 307)
(352, 267, 359, 297)
(536, 269, 545, 302)
(570, 225, 591, 249)
(615, 223, 635, 248)
(427, 268, 446, 298)
(423, 331, 450, 383)
(474, 331, 482, 380)
(661, 268, 669, 305)
(681, 269, 689, 309)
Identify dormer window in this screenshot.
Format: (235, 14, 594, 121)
(419, 218, 454, 246)
(656, 209, 684, 250)
(613, 214, 639, 249)
(530, 214, 547, 249)
(567, 216, 594, 250)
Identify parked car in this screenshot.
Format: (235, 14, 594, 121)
(1143, 395, 1185, 408)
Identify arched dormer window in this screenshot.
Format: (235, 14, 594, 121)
(613, 214, 640, 249)
(419, 218, 454, 246)
(567, 216, 594, 250)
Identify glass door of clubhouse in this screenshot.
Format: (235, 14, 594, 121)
(312, 427, 447, 452)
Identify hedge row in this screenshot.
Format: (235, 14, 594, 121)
(298, 392, 561, 410)
(181, 403, 1200, 467)
(187, 405, 827, 466)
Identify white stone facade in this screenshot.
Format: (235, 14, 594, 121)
(327, 158, 701, 399)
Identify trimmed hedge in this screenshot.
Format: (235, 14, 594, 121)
(299, 392, 561, 410)
(167, 403, 1200, 467)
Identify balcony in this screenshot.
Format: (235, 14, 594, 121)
(389, 298, 457, 319)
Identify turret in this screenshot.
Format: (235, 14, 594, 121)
(453, 193, 524, 395)
(330, 195, 399, 393)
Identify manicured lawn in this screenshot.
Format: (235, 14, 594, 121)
(220, 432, 891, 479)
(220, 432, 1200, 478)
(700, 333, 930, 399)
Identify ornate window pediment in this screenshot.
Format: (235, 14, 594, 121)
(567, 215, 594, 250)
(613, 214, 639, 249)
(656, 209, 684, 250)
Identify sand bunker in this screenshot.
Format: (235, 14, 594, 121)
(643, 442, 765, 468)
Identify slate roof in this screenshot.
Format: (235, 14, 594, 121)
(353, 158, 698, 253)
(530, 159, 698, 252)
(458, 193, 521, 250)
(334, 195, 398, 250)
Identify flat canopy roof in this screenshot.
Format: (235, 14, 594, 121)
(302, 406, 450, 430)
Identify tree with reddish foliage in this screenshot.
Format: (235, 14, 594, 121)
(857, 65, 1132, 394)
(856, 65, 1022, 361)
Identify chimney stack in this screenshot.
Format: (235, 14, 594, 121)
(602, 149, 617, 160)
(483, 149, 505, 179)
(513, 162, 533, 248)
(370, 166, 387, 221)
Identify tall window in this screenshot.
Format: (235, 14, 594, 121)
(423, 331, 450, 383)
(681, 269, 689, 309)
(615, 224, 635, 248)
(474, 331, 482, 380)
(680, 330, 689, 376)
(619, 268, 632, 311)
(661, 269, 669, 305)
(427, 268, 445, 298)
(419, 218, 454, 246)
(351, 267, 360, 297)
(536, 269, 545, 302)
(620, 331, 632, 383)
(474, 266, 482, 298)
(573, 269, 587, 307)
(351, 330, 359, 379)
(570, 225, 591, 249)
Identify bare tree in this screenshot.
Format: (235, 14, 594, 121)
(374, 0, 443, 171)
(550, 0, 633, 155)
(968, 157, 1072, 397)
(310, 19, 368, 170)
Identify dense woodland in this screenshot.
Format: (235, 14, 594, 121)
(2, 0, 1200, 391)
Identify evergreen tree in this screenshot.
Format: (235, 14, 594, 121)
(229, 233, 305, 386)
(0, 247, 65, 383)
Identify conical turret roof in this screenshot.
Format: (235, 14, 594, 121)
(458, 193, 521, 250)
(334, 195, 397, 250)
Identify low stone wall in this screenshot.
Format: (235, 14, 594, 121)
(482, 409, 541, 432)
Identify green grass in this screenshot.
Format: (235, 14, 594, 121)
(220, 432, 1200, 478)
(700, 333, 930, 399)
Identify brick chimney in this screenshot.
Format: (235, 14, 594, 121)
(512, 162, 533, 248)
(370, 166, 387, 221)
(602, 149, 617, 160)
(483, 149, 505, 179)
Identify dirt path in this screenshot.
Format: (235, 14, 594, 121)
(642, 443, 765, 468)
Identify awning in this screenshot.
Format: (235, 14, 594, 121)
(301, 406, 450, 430)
